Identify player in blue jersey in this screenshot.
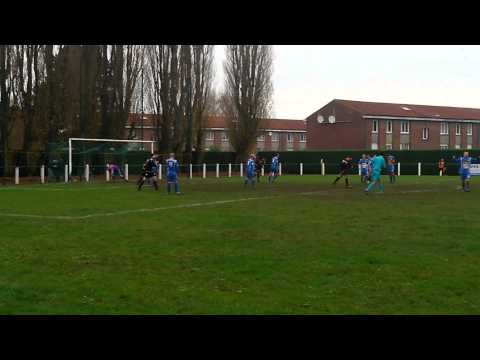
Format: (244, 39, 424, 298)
(244, 154, 256, 188)
(358, 154, 369, 183)
(166, 153, 181, 194)
(364, 152, 386, 194)
(387, 155, 396, 184)
(268, 153, 280, 184)
(453, 151, 478, 192)
(137, 155, 159, 191)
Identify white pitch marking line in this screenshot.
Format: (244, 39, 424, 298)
(0, 196, 276, 221)
(0, 186, 123, 191)
(299, 191, 332, 196)
(0, 188, 439, 221)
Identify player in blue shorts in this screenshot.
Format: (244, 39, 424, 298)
(268, 153, 280, 184)
(244, 154, 256, 189)
(358, 154, 369, 183)
(364, 152, 386, 194)
(166, 153, 181, 194)
(387, 155, 396, 184)
(453, 151, 478, 192)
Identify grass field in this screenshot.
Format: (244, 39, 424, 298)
(1, 174, 479, 314)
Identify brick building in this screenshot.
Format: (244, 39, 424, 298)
(307, 99, 480, 151)
(126, 114, 306, 152)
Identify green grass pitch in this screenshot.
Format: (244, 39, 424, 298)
(0, 174, 479, 314)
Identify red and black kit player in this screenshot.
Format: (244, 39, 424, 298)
(332, 156, 353, 188)
(137, 155, 159, 191)
(255, 156, 265, 183)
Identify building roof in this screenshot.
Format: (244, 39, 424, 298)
(127, 113, 157, 127)
(331, 99, 480, 121)
(128, 114, 306, 131)
(203, 116, 306, 131)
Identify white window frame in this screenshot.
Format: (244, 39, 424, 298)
(371, 143, 378, 150)
(400, 121, 410, 134)
(440, 122, 449, 135)
(372, 119, 378, 133)
(221, 132, 229, 142)
(287, 133, 293, 143)
(386, 120, 392, 134)
(386, 144, 392, 150)
(299, 133, 306, 142)
(257, 134, 265, 142)
(440, 144, 448, 150)
(456, 123, 461, 136)
(455, 144, 461, 149)
(467, 144, 472, 149)
(400, 143, 410, 150)
(271, 132, 280, 142)
(205, 131, 214, 141)
(467, 123, 473, 136)
(422, 127, 429, 141)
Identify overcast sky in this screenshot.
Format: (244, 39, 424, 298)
(214, 45, 480, 120)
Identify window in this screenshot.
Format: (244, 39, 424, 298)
(455, 144, 461, 149)
(317, 115, 324, 124)
(299, 133, 306, 142)
(222, 132, 228, 142)
(287, 133, 293, 143)
(467, 144, 472, 149)
(271, 133, 279, 142)
(440, 122, 449, 135)
(440, 145, 448, 150)
(328, 115, 336, 123)
(386, 144, 393, 150)
(386, 120, 392, 134)
(371, 143, 378, 150)
(456, 123, 461, 136)
(205, 131, 214, 141)
(400, 121, 410, 134)
(257, 134, 265, 142)
(400, 143, 410, 150)
(467, 123, 473, 135)
(422, 128, 429, 141)
(372, 119, 378, 133)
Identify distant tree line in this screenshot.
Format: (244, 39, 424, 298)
(0, 44, 273, 173)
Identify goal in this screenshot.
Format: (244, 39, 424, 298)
(68, 138, 156, 178)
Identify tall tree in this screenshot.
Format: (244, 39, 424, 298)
(221, 45, 273, 159)
(190, 45, 214, 163)
(148, 45, 179, 153)
(0, 45, 15, 176)
(147, 45, 214, 160)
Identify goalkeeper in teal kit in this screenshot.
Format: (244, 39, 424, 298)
(364, 153, 386, 194)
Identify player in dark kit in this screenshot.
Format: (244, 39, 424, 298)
(255, 156, 265, 183)
(137, 155, 159, 191)
(332, 156, 354, 188)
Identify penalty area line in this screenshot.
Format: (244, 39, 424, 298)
(0, 196, 276, 221)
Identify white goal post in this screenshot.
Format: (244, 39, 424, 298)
(68, 138, 155, 176)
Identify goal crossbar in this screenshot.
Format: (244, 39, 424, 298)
(68, 137, 155, 176)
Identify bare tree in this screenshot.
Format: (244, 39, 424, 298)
(147, 45, 214, 160)
(0, 45, 16, 176)
(188, 45, 214, 163)
(148, 45, 184, 154)
(221, 45, 273, 159)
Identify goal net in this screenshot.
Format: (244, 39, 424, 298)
(68, 138, 156, 181)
